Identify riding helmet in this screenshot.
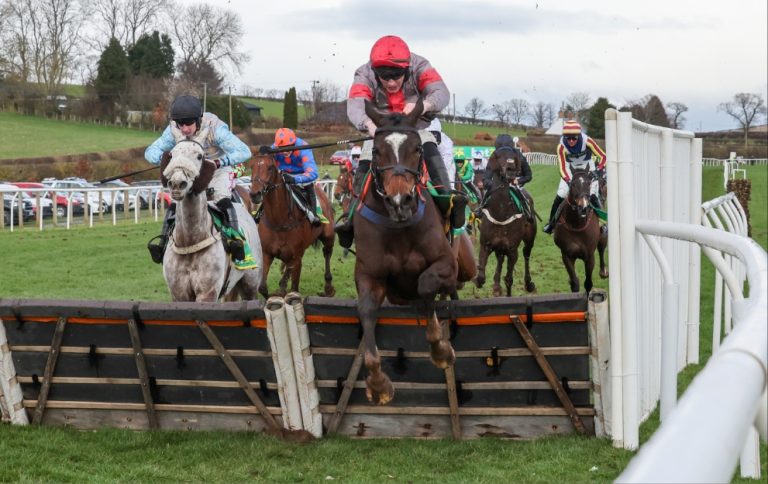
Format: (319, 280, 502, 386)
(170, 95, 203, 127)
(370, 35, 411, 68)
(274, 128, 297, 147)
(562, 120, 582, 136)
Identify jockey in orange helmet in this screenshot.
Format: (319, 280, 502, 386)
(269, 127, 328, 226)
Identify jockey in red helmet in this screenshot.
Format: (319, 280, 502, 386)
(338, 35, 464, 248)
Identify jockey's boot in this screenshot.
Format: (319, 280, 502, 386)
(216, 198, 246, 261)
(542, 195, 564, 234)
(335, 159, 369, 249)
(147, 203, 176, 263)
(305, 185, 328, 226)
(590, 194, 603, 210)
(424, 142, 466, 229)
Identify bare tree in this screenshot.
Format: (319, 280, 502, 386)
(84, 0, 165, 50)
(718, 93, 767, 145)
(0, 0, 83, 96)
(489, 102, 511, 127)
(170, 3, 249, 77)
(507, 98, 530, 128)
(545, 103, 556, 127)
(666, 102, 688, 129)
(463, 97, 486, 122)
(565, 91, 592, 125)
(530, 101, 557, 129)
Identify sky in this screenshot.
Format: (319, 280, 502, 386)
(223, 0, 767, 132)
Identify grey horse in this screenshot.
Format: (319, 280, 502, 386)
(161, 125, 262, 301)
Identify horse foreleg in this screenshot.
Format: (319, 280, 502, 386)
(357, 278, 393, 405)
(584, 252, 595, 293)
(523, 230, 536, 292)
(258, 254, 274, 299)
(492, 252, 505, 297)
(598, 231, 609, 279)
(505, 249, 518, 297)
(475, 244, 489, 289)
(321, 235, 336, 297)
(277, 261, 290, 297)
(562, 252, 580, 293)
(418, 266, 456, 369)
(288, 258, 302, 294)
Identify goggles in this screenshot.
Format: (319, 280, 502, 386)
(374, 67, 407, 81)
(565, 136, 580, 142)
(175, 118, 198, 127)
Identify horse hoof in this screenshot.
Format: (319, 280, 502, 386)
(492, 286, 502, 297)
(600, 270, 609, 279)
(365, 376, 394, 405)
(320, 287, 336, 297)
(526, 282, 536, 292)
(430, 342, 455, 369)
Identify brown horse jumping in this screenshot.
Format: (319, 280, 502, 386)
(553, 169, 608, 292)
(249, 155, 336, 298)
(475, 147, 537, 297)
(354, 99, 475, 405)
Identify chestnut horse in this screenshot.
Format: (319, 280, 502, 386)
(353, 99, 476, 405)
(553, 169, 608, 292)
(333, 165, 354, 215)
(475, 147, 537, 297)
(249, 155, 336, 298)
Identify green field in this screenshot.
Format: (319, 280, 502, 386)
(237, 97, 311, 122)
(0, 115, 766, 482)
(0, 112, 156, 159)
(0, 165, 765, 482)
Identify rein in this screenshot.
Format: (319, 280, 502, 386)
(559, 198, 594, 232)
(252, 167, 306, 232)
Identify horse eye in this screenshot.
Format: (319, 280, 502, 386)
(197, 154, 203, 160)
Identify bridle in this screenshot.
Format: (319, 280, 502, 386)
(249, 159, 304, 232)
(369, 125, 424, 199)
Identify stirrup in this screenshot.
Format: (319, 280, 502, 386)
(542, 223, 553, 234)
(147, 235, 167, 264)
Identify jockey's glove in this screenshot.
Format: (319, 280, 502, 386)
(282, 173, 297, 184)
(206, 158, 223, 169)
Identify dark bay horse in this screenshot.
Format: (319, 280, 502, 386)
(354, 99, 476, 405)
(475, 147, 536, 297)
(553, 169, 608, 292)
(249, 155, 336, 298)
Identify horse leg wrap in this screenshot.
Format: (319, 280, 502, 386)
(147, 203, 176, 263)
(216, 198, 245, 261)
(423, 142, 451, 194)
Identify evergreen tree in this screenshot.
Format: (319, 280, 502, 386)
(128, 31, 175, 78)
(94, 38, 130, 106)
(283, 87, 298, 129)
(587, 97, 616, 139)
(644, 94, 670, 127)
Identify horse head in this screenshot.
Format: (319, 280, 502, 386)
(334, 166, 352, 202)
(249, 155, 281, 207)
(488, 147, 523, 185)
(163, 125, 215, 201)
(568, 169, 592, 218)
(365, 99, 424, 223)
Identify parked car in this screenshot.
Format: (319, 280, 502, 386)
(41, 177, 111, 213)
(95, 179, 139, 210)
(130, 180, 172, 208)
(0, 183, 36, 224)
(329, 150, 351, 166)
(11, 182, 84, 217)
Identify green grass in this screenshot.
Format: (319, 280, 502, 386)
(442, 122, 527, 143)
(0, 112, 156, 159)
(238, 97, 311, 122)
(0, 151, 766, 482)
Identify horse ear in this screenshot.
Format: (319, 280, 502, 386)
(193, 126, 210, 145)
(170, 123, 184, 142)
(159, 151, 172, 187)
(191, 159, 215, 195)
(364, 100, 386, 129)
(404, 97, 424, 126)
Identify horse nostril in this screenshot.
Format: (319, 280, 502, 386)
(403, 193, 413, 204)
